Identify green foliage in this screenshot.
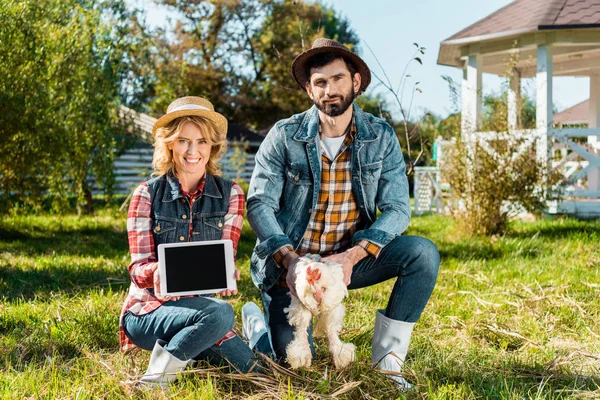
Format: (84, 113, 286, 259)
(354, 95, 392, 123)
(419, 112, 461, 143)
(0, 0, 146, 215)
(481, 92, 537, 132)
(147, 0, 360, 129)
(444, 134, 560, 236)
(1, 211, 599, 398)
(227, 139, 250, 183)
(429, 80, 561, 236)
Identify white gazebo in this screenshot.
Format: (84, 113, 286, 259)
(417, 0, 600, 218)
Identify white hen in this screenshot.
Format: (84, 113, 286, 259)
(284, 256, 355, 369)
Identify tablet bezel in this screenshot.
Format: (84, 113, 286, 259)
(157, 239, 237, 296)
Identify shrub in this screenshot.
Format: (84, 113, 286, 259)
(443, 129, 562, 236)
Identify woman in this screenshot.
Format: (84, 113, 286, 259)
(119, 96, 264, 388)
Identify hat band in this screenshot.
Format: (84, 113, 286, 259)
(169, 104, 210, 113)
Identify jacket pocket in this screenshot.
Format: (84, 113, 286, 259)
(285, 164, 312, 185)
(197, 214, 226, 240)
(360, 161, 383, 184)
(282, 165, 311, 224)
(153, 219, 177, 245)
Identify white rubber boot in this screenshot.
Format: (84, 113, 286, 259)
(372, 310, 415, 391)
(242, 302, 268, 350)
(139, 339, 188, 389)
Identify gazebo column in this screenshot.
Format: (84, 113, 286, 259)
(536, 44, 553, 167)
(461, 55, 482, 134)
(589, 75, 600, 192)
(508, 68, 521, 130)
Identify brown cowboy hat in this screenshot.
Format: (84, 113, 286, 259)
(152, 96, 228, 137)
(291, 38, 371, 93)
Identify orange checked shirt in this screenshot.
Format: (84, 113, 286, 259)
(274, 117, 381, 266)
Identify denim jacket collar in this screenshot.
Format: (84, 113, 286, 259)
(293, 104, 378, 143)
(293, 106, 320, 142)
(162, 171, 223, 202)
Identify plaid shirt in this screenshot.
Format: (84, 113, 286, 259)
(273, 117, 381, 268)
(119, 177, 245, 352)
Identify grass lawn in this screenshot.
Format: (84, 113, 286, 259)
(0, 207, 598, 399)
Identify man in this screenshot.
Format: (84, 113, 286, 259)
(243, 38, 439, 390)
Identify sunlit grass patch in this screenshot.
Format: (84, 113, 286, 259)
(1, 212, 598, 398)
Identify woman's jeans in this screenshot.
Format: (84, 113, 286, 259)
(122, 296, 261, 373)
(261, 235, 440, 361)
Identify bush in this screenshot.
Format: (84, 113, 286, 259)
(443, 131, 562, 236)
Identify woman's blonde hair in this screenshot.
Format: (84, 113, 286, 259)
(152, 116, 227, 177)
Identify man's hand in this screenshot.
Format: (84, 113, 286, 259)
(152, 263, 180, 302)
(282, 251, 302, 298)
(321, 246, 368, 286)
(217, 267, 240, 297)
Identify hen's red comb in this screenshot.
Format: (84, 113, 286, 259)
(306, 266, 322, 286)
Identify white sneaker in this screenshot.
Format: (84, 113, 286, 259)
(242, 302, 268, 350)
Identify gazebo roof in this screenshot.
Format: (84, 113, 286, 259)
(438, 0, 600, 74)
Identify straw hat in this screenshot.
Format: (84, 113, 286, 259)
(152, 96, 227, 137)
(291, 38, 371, 93)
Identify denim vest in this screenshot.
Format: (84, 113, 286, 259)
(145, 172, 232, 252)
(247, 105, 411, 291)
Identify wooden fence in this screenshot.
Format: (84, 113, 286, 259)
(103, 145, 256, 195)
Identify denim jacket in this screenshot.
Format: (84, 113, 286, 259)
(247, 104, 411, 291)
(147, 172, 232, 253)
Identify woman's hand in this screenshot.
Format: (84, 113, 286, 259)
(152, 263, 180, 302)
(216, 267, 240, 297)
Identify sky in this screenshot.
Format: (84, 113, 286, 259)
(142, 0, 591, 120)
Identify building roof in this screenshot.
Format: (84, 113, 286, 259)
(438, 0, 600, 69)
(553, 99, 589, 124)
(552, 0, 600, 27)
(445, 0, 600, 44)
(227, 123, 265, 147)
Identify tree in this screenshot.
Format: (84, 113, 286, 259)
(0, 0, 146, 214)
(148, 0, 361, 129)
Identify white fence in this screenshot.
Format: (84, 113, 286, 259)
(102, 145, 256, 195)
(414, 127, 600, 218)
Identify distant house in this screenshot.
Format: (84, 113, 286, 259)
(227, 122, 266, 149)
(554, 100, 590, 126)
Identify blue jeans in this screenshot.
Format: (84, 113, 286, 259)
(261, 235, 440, 361)
(122, 296, 261, 373)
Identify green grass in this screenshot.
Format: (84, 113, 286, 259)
(1, 209, 598, 399)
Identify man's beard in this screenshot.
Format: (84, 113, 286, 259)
(313, 87, 355, 117)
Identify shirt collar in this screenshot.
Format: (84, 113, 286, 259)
(318, 113, 356, 142)
(163, 172, 223, 202)
(179, 176, 206, 200)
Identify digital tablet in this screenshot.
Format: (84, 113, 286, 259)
(157, 240, 237, 296)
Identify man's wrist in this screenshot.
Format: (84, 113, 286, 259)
(349, 245, 368, 264)
(355, 240, 382, 259)
(273, 245, 294, 268)
(282, 251, 300, 270)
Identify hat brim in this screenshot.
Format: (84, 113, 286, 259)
(291, 47, 371, 93)
(152, 109, 228, 138)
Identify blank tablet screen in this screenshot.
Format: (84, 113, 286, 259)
(163, 243, 227, 292)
